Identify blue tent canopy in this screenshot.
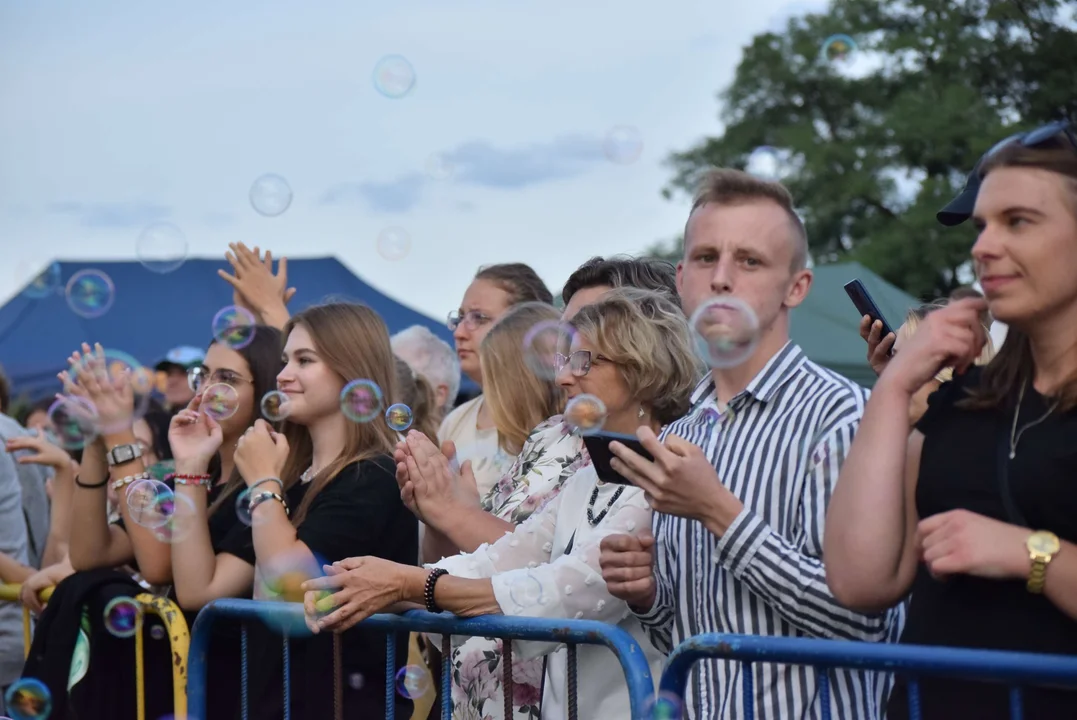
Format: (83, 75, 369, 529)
(0, 257, 475, 402)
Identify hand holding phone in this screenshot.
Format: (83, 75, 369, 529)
(845, 279, 897, 370)
(583, 431, 654, 486)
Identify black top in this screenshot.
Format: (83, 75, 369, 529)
(888, 367, 1077, 719)
(227, 456, 419, 720)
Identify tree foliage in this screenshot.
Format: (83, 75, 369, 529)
(651, 0, 1077, 299)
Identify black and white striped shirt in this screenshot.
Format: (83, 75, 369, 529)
(637, 342, 905, 720)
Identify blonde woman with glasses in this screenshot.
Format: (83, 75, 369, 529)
(307, 288, 701, 720)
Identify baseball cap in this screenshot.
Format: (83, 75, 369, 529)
(154, 346, 206, 372)
(937, 119, 1076, 226)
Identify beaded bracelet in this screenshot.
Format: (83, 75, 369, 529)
(111, 472, 151, 491)
(174, 474, 213, 488)
(249, 490, 289, 516)
(249, 477, 284, 494)
(424, 568, 449, 613)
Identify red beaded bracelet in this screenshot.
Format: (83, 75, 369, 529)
(173, 473, 213, 488)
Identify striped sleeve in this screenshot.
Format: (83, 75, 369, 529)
(633, 511, 676, 655)
(712, 418, 894, 642)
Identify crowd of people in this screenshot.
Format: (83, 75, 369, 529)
(0, 118, 1074, 720)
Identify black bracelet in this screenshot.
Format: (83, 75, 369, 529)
(424, 568, 449, 614)
(75, 475, 109, 489)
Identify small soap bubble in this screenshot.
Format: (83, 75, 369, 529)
(523, 321, 574, 381)
(385, 403, 413, 432)
(376, 226, 411, 261)
(603, 125, 643, 165)
(103, 596, 140, 638)
(235, 488, 254, 526)
(65, 269, 115, 318)
(746, 146, 782, 180)
(821, 33, 857, 64)
(341, 379, 384, 423)
(261, 390, 292, 422)
(3, 677, 52, 720)
(564, 394, 607, 436)
(187, 366, 207, 393)
(257, 550, 328, 634)
(126, 478, 175, 530)
(22, 261, 62, 300)
(150, 625, 166, 641)
(373, 55, 416, 98)
(46, 396, 99, 450)
(202, 383, 241, 421)
(508, 572, 544, 608)
(644, 691, 685, 720)
(152, 492, 196, 543)
(249, 173, 293, 217)
(689, 296, 760, 370)
(136, 223, 188, 273)
(395, 665, 431, 699)
(212, 305, 257, 350)
(425, 154, 455, 180)
(347, 673, 365, 690)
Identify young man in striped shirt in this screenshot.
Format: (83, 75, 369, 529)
(599, 169, 904, 719)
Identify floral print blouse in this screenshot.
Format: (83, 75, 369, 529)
(439, 415, 587, 720)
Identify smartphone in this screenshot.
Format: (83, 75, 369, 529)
(582, 431, 654, 486)
(844, 279, 895, 342)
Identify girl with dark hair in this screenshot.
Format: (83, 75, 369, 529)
(827, 124, 1077, 718)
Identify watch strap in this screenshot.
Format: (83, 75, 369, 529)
(107, 443, 143, 467)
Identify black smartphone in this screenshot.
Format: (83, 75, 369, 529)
(582, 431, 654, 486)
(844, 279, 895, 341)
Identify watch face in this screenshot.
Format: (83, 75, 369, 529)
(1029, 532, 1061, 555)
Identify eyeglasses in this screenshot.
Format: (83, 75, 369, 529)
(188, 366, 254, 391)
(447, 310, 494, 332)
(554, 350, 613, 377)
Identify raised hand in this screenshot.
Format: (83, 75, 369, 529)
(234, 419, 290, 486)
(218, 242, 296, 327)
(59, 343, 135, 436)
(168, 394, 224, 472)
(5, 432, 73, 470)
(882, 297, 988, 395)
(859, 316, 896, 377)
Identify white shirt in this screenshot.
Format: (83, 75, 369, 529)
(434, 465, 665, 720)
(438, 395, 514, 499)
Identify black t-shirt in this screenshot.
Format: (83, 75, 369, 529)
(888, 367, 1077, 719)
(234, 456, 419, 720)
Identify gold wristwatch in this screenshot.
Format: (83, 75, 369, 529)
(1026, 531, 1061, 594)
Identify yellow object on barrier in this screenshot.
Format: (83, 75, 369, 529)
(0, 584, 190, 720)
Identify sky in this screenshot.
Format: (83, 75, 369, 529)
(0, 0, 831, 321)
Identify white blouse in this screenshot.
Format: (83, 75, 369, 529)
(433, 465, 665, 720)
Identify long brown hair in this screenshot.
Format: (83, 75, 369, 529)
(480, 302, 565, 453)
(279, 303, 399, 526)
(962, 135, 1077, 411)
(394, 356, 440, 441)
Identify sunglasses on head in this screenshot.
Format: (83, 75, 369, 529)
(981, 119, 1077, 169)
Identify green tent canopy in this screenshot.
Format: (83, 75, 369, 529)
(790, 262, 921, 388)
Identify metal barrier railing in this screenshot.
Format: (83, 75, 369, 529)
(187, 598, 658, 720)
(659, 632, 1077, 720)
(0, 583, 190, 720)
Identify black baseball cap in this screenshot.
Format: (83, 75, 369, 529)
(937, 119, 1076, 227)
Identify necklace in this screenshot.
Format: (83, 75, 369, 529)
(1009, 381, 1058, 459)
(301, 466, 316, 484)
(586, 483, 625, 526)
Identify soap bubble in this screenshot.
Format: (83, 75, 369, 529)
(507, 571, 545, 609)
(136, 223, 188, 273)
(249, 173, 293, 217)
(376, 227, 411, 261)
(152, 492, 196, 543)
(235, 488, 254, 526)
(689, 296, 760, 369)
(746, 146, 782, 180)
(212, 305, 257, 350)
(22, 261, 62, 300)
(68, 348, 154, 431)
(202, 383, 240, 421)
(347, 673, 365, 690)
(821, 33, 858, 64)
(644, 691, 685, 720)
(150, 625, 166, 641)
(103, 596, 140, 638)
(187, 365, 207, 393)
(126, 478, 175, 530)
(340, 379, 384, 423)
(65, 269, 115, 318)
(564, 394, 607, 436)
(260, 390, 292, 422)
(3, 677, 52, 720)
(256, 549, 328, 635)
(373, 55, 416, 98)
(385, 403, 413, 432)
(395, 665, 432, 699)
(46, 396, 99, 450)
(523, 321, 574, 381)
(603, 125, 644, 165)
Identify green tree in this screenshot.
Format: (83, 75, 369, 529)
(651, 0, 1077, 299)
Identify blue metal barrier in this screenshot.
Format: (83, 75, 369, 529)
(188, 598, 657, 720)
(659, 633, 1077, 720)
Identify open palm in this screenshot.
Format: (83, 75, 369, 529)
(169, 395, 223, 467)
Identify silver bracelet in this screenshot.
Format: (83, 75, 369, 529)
(249, 490, 289, 516)
(249, 477, 284, 494)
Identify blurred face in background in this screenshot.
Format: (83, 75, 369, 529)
(451, 279, 513, 385)
(164, 366, 195, 408)
(25, 409, 51, 435)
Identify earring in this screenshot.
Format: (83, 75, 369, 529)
(638, 406, 646, 419)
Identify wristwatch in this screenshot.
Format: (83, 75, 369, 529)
(1026, 530, 1061, 594)
(106, 443, 143, 467)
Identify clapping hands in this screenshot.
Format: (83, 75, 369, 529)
(394, 432, 480, 526)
